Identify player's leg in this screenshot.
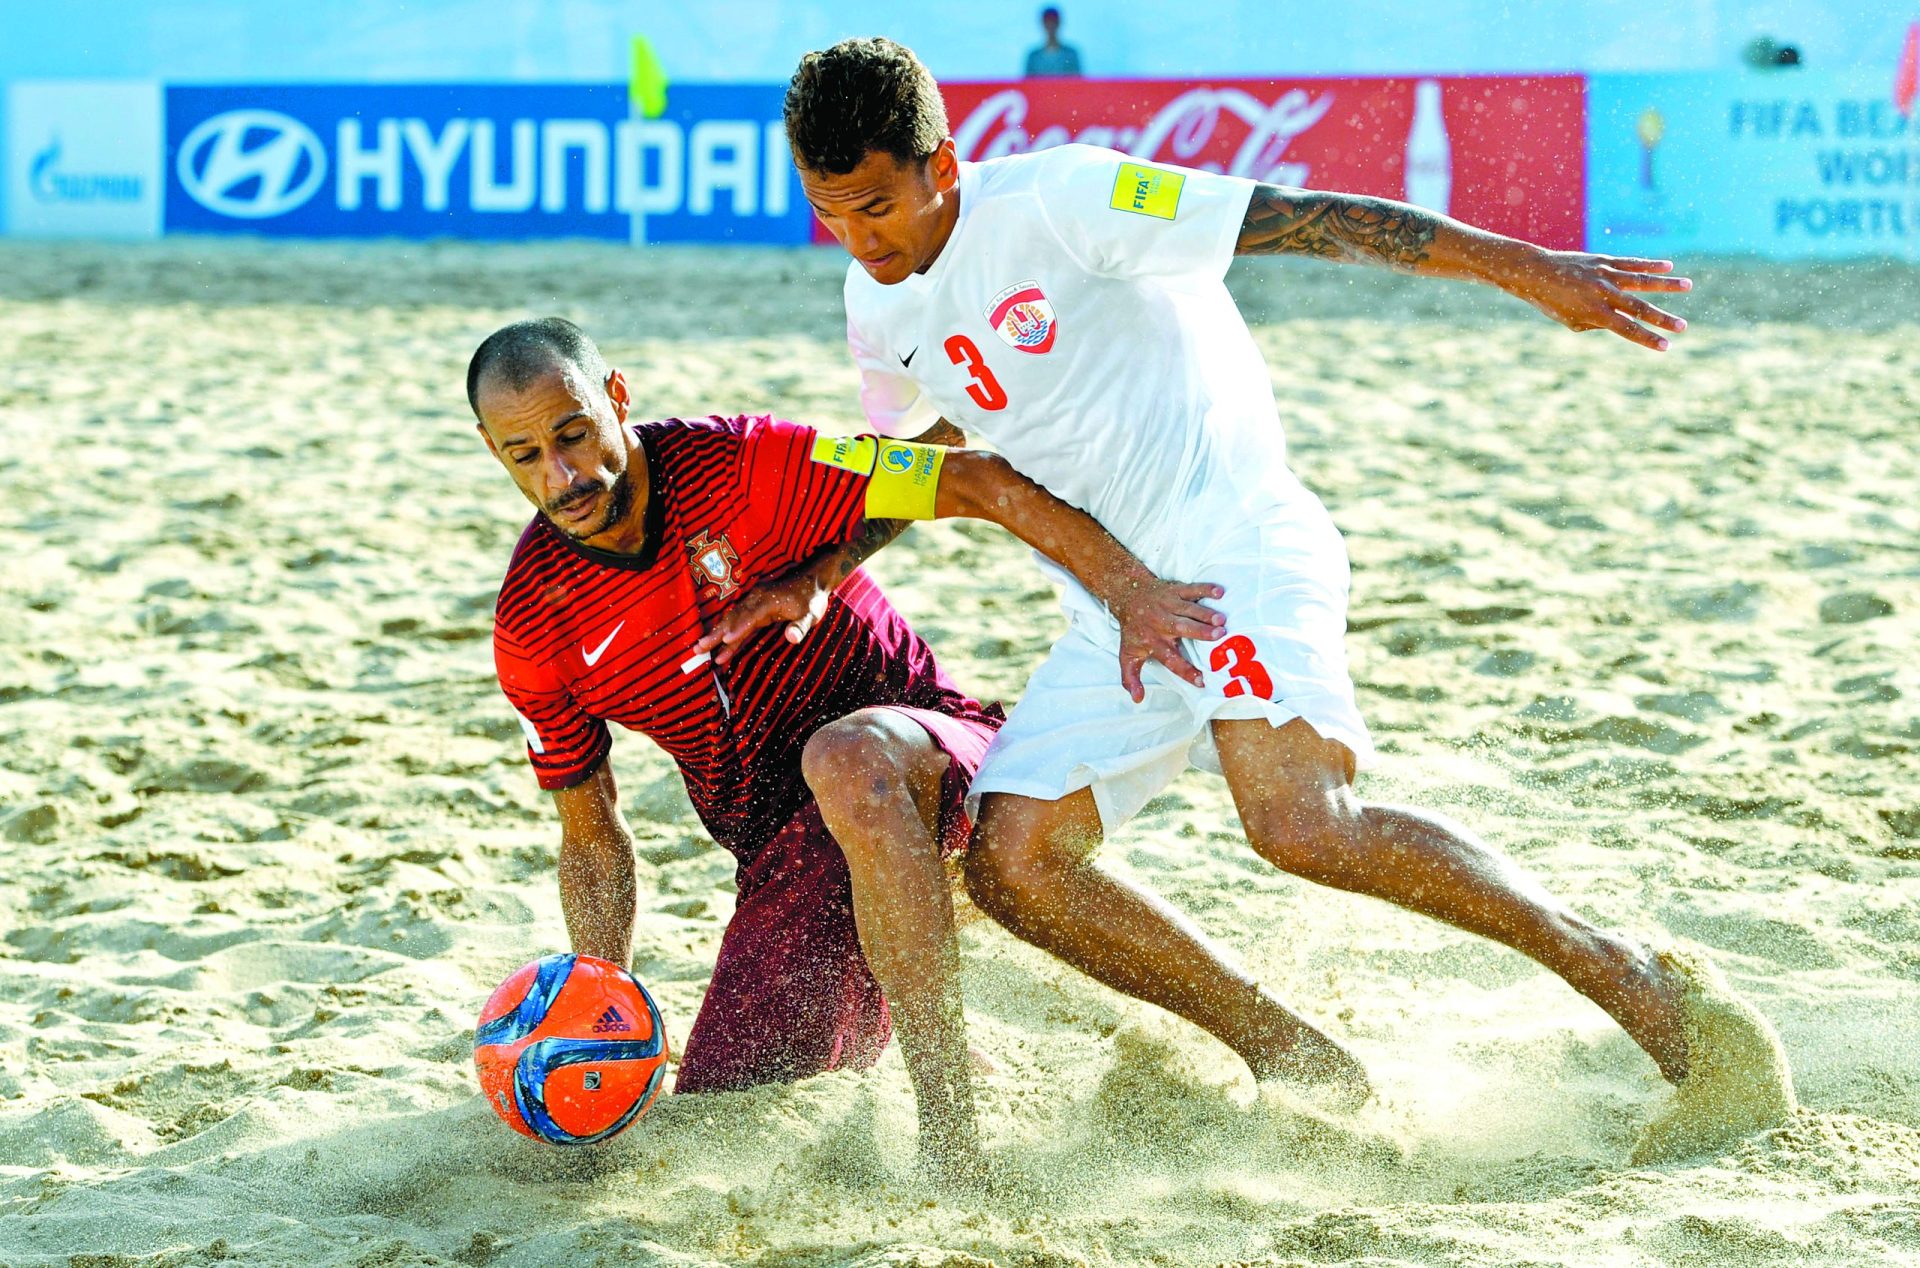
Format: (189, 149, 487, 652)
(802, 707, 980, 1181)
(1211, 715, 1691, 1082)
(967, 788, 1368, 1099)
(1199, 548, 1790, 1154)
(962, 614, 1368, 1098)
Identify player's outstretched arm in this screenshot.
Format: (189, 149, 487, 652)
(552, 761, 640, 968)
(1236, 185, 1692, 351)
(936, 449, 1225, 702)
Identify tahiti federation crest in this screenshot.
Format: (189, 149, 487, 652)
(686, 531, 740, 599)
(986, 279, 1057, 354)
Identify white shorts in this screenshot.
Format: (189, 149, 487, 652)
(969, 487, 1375, 831)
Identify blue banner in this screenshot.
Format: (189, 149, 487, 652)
(1589, 71, 1920, 260)
(638, 84, 806, 244)
(164, 83, 810, 243)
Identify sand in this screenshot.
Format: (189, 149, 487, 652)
(0, 237, 1916, 1267)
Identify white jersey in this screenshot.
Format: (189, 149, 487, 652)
(846, 145, 1376, 821)
(844, 143, 1311, 588)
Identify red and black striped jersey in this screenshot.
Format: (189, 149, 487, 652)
(492, 414, 995, 858)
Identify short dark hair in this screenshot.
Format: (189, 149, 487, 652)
(1042, 7, 1062, 21)
(466, 317, 608, 419)
(784, 37, 949, 176)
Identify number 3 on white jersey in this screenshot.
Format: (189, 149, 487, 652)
(943, 335, 1008, 412)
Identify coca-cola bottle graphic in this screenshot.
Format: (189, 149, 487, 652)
(1404, 79, 1452, 214)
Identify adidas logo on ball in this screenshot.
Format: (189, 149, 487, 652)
(591, 1005, 632, 1034)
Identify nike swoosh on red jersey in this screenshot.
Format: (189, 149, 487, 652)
(582, 621, 625, 666)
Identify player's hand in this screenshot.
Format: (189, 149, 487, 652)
(1501, 247, 1692, 351)
(1108, 578, 1227, 704)
(690, 564, 830, 667)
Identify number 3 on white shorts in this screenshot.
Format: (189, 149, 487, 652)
(1208, 634, 1273, 700)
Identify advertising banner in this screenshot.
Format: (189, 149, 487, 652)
(5, 80, 164, 238)
(1589, 71, 1920, 260)
(935, 75, 1588, 249)
(163, 83, 806, 243)
(9, 76, 1590, 249)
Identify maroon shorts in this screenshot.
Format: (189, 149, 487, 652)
(672, 706, 998, 1095)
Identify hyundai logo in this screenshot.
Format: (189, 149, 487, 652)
(176, 109, 326, 218)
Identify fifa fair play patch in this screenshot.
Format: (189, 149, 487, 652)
(810, 434, 877, 474)
(1110, 163, 1184, 220)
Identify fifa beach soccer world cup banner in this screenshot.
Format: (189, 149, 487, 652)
(1589, 71, 1920, 260)
(937, 76, 1587, 249)
(163, 83, 801, 243)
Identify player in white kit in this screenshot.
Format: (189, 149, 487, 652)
(706, 37, 1794, 1171)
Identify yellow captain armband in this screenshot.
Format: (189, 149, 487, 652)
(864, 440, 947, 521)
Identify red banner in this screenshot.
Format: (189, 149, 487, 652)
(920, 75, 1586, 250)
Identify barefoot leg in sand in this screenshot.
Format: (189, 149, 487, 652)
(1214, 717, 1697, 1082)
(967, 786, 1372, 1104)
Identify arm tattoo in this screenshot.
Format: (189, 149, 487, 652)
(825, 515, 908, 586)
(1236, 185, 1438, 271)
(912, 417, 966, 448)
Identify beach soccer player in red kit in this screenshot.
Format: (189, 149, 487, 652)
(470, 317, 1225, 1184)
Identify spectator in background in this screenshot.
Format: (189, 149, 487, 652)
(1024, 7, 1083, 78)
(1744, 35, 1803, 68)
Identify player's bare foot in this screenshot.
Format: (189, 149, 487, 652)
(1251, 1029, 1374, 1106)
(1587, 931, 1693, 1084)
(1634, 937, 1694, 1084)
(1244, 1024, 1373, 1111)
(918, 1127, 990, 1195)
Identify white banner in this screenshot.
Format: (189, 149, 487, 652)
(6, 80, 163, 238)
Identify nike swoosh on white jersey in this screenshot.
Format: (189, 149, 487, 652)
(582, 622, 625, 666)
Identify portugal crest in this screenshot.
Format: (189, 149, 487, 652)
(686, 530, 740, 599)
(986, 280, 1057, 354)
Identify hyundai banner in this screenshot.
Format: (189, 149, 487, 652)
(934, 75, 1588, 249)
(1589, 71, 1920, 260)
(164, 83, 805, 243)
(6, 81, 164, 238)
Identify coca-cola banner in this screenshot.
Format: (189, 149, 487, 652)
(934, 76, 1587, 250)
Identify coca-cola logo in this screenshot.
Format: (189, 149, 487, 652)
(951, 86, 1335, 186)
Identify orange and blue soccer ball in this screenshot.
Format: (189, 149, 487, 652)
(473, 953, 669, 1146)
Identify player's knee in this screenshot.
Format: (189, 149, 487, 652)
(803, 714, 910, 821)
(1243, 788, 1366, 886)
